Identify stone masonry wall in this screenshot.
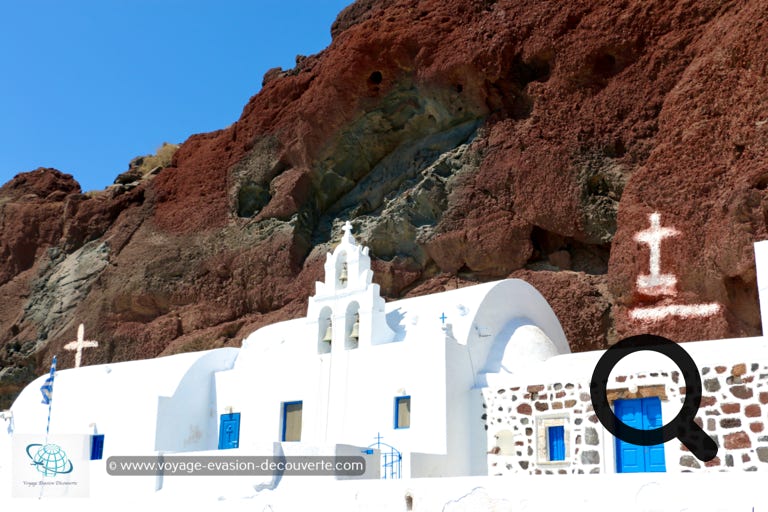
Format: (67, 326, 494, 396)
(482, 362, 768, 475)
(684, 362, 768, 471)
(482, 381, 604, 476)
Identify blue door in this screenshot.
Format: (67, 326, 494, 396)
(90, 434, 105, 460)
(218, 413, 241, 450)
(614, 397, 666, 473)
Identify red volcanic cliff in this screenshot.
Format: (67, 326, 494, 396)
(2, 0, 768, 406)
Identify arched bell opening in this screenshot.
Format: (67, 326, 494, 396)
(345, 302, 360, 350)
(335, 251, 348, 290)
(318, 306, 332, 354)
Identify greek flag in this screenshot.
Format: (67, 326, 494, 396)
(40, 355, 57, 405)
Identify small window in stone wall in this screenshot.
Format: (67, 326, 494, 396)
(537, 416, 570, 464)
(547, 426, 565, 461)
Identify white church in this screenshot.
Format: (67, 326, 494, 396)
(2, 218, 768, 509)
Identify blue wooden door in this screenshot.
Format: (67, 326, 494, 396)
(218, 413, 241, 450)
(90, 434, 105, 460)
(614, 397, 666, 473)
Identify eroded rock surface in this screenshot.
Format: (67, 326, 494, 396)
(2, 0, 768, 407)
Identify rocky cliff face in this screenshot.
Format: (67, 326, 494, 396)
(2, 0, 768, 407)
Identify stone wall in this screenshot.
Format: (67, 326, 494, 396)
(482, 362, 768, 475)
(684, 362, 768, 471)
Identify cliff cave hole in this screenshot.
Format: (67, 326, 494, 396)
(236, 181, 271, 218)
(592, 53, 617, 78)
(368, 71, 383, 85)
(603, 138, 626, 158)
(587, 175, 611, 197)
(509, 53, 552, 87)
(528, 226, 609, 274)
(523, 55, 552, 84)
(565, 13, 581, 30)
(511, 92, 534, 120)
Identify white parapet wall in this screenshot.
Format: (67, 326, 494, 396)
(0, 472, 765, 511)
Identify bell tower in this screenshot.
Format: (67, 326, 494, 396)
(307, 221, 395, 353)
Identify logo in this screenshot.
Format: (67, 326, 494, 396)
(26, 443, 74, 477)
(13, 434, 90, 497)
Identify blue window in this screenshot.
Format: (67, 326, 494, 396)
(218, 413, 241, 450)
(614, 397, 666, 473)
(547, 426, 565, 461)
(90, 434, 104, 460)
(282, 401, 303, 442)
(394, 396, 411, 429)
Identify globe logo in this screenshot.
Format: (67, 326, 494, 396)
(26, 443, 74, 477)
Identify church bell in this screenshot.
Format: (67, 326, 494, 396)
(350, 313, 360, 340)
(339, 262, 348, 286)
(322, 323, 333, 343)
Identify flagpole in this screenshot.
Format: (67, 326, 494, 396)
(41, 355, 57, 445)
(38, 355, 56, 500)
(44, 397, 53, 446)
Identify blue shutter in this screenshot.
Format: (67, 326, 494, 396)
(548, 425, 565, 461)
(90, 434, 105, 460)
(218, 413, 241, 449)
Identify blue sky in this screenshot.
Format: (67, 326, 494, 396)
(0, 0, 352, 192)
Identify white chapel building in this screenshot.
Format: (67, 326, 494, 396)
(212, 221, 568, 478)
(3, 219, 768, 506)
(0, 221, 569, 492)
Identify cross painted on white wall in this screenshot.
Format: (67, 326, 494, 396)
(63, 324, 99, 368)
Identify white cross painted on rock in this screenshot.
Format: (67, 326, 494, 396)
(63, 324, 99, 368)
(629, 212, 721, 321)
(634, 212, 679, 296)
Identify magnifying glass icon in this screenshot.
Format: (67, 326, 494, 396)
(590, 334, 718, 462)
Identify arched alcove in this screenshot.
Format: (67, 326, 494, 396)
(335, 251, 348, 290)
(345, 301, 360, 350)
